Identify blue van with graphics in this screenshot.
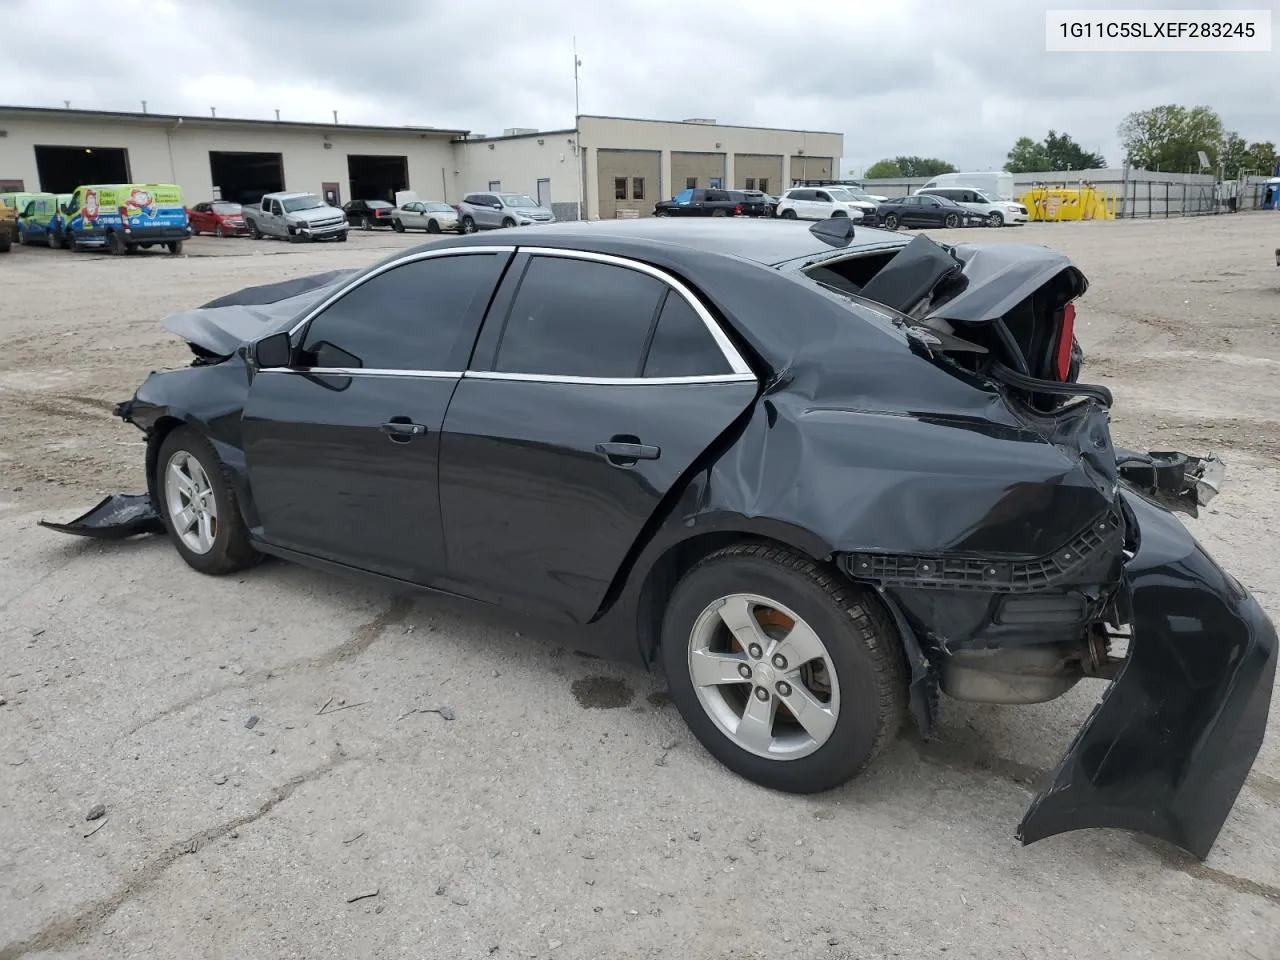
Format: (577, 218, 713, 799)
(62, 183, 191, 254)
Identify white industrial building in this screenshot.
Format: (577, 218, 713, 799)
(0, 105, 843, 220)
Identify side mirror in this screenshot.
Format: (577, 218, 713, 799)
(254, 332, 293, 368)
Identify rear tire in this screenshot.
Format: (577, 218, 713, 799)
(248, 222, 261, 239)
(393, 219, 405, 233)
(156, 427, 262, 576)
(107, 231, 126, 255)
(167, 241, 183, 255)
(361, 215, 372, 231)
(660, 543, 906, 794)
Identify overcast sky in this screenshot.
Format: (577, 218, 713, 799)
(1, 0, 1276, 174)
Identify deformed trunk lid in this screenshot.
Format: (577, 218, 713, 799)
(1018, 489, 1278, 859)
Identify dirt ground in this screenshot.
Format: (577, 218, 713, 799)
(1, 216, 1278, 960)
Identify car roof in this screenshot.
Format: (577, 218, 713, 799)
(417, 217, 909, 269)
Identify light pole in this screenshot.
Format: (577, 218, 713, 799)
(574, 38, 584, 220)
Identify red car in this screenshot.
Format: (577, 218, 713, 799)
(188, 201, 248, 237)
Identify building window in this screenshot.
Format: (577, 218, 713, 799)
(632, 177, 645, 200)
(759, 178, 769, 194)
(488, 180, 501, 190)
(614, 177, 627, 201)
(709, 177, 723, 189)
(686, 177, 697, 189)
(745, 178, 756, 190)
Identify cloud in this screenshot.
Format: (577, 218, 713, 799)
(1, 0, 1275, 174)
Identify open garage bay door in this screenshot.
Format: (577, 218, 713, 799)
(35, 145, 130, 193)
(209, 152, 284, 206)
(347, 155, 408, 204)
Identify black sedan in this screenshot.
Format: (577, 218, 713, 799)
(41, 218, 1274, 860)
(874, 194, 988, 230)
(343, 199, 396, 229)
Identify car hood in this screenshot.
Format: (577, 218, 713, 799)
(159, 269, 358, 357)
(288, 206, 344, 223)
(511, 206, 555, 218)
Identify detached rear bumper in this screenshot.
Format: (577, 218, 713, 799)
(1019, 489, 1277, 859)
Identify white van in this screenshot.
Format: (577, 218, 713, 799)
(917, 172, 1016, 202)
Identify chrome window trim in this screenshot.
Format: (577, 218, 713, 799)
(285, 244, 517, 338)
(261, 368, 460, 379)
(464, 371, 757, 387)
(513, 246, 753, 377)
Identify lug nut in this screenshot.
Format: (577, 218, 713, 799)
(776, 681, 792, 697)
(748, 643, 763, 660)
(738, 663, 752, 680)
(754, 686, 770, 701)
(771, 654, 787, 670)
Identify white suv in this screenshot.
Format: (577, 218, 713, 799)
(915, 187, 1027, 227)
(775, 187, 872, 222)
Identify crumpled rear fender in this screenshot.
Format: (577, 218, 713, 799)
(1018, 489, 1277, 859)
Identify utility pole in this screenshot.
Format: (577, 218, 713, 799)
(574, 37, 584, 220)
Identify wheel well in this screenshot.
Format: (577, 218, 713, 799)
(144, 416, 186, 505)
(634, 532, 829, 669)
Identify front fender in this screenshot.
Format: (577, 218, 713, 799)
(1018, 489, 1277, 859)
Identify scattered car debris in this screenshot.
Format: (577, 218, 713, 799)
(244, 715, 259, 729)
(317, 700, 369, 716)
(342, 831, 365, 845)
(85, 803, 106, 821)
(346, 888, 379, 904)
(83, 818, 108, 838)
(213, 773, 228, 785)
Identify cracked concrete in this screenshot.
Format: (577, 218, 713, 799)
(1, 220, 1278, 959)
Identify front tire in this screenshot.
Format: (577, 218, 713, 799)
(156, 427, 261, 576)
(215, 224, 225, 238)
(882, 213, 899, 230)
(461, 216, 477, 234)
(987, 211, 1004, 228)
(427, 219, 441, 234)
(501, 217, 516, 228)
(660, 543, 906, 793)
(361, 215, 372, 231)
(944, 213, 960, 228)
(780, 208, 798, 220)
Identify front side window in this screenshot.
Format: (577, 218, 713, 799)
(493, 256, 666, 378)
(816, 191, 832, 202)
(301, 254, 504, 371)
(270, 200, 284, 215)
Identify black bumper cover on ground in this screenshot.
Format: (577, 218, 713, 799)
(1018, 489, 1277, 859)
(37, 493, 164, 539)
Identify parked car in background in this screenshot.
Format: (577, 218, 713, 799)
(344, 199, 396, 230)
(918, 172, 1017, 203)
(60, 183, 191, 254)
(775, 187, 867, 222)
(874, 194, 988, 230)
(15, 193, 57, 245)
(188, 201, 247, 237)
(456, 192, 557, 232)
(243, 192, 348, 242)
(0, 203, 13, 252)
(730, 190, 776, 218)
(916, 187, 1028, 227)
(0, 191, 40, 242)
(792, 179, 889, 203)
(394, 199, 460, 234)
(44, 217, 1274, 863)
(654, 188, 742, 217)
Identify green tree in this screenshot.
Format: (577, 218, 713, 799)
(864, 159, 903, 178)
(1219, 131, 1248, 175)
(1005, 136, 1049, 173)
(1117, 104, 1225, 171)
(891, 155, 957, 177)
(1243, 141, 1277, 175)
(1006, 131, 1105, 172)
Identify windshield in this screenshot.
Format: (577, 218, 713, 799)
(845, 190, 876, 201)
(499, 194, 538, 208)
(424, 202, 454, 212)
(974, 191, 998, 203)
(931, 195, 960, 207)
(282, 195, 325, 212)
(212, 202, 242, 215)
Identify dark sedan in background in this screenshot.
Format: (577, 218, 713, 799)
(40, 217, 1274, 862)
(343, 199, 396, 229)
(875, 194, 988, 229)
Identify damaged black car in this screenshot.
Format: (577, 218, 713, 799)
(43, 217, 1275, 860)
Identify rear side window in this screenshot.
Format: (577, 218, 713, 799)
(643, 293, 731, 378)
(301, 253, 504, 371)
(493, 256, 666, 378)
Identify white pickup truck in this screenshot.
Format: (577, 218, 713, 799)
(242, 192, 348, 243)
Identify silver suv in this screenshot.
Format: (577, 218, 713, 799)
(457, 192, 556, 232)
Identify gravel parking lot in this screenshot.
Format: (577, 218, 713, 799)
(2, 216, 1279, 960)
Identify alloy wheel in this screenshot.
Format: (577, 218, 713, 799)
(164, 450, 218, 555)
(687, 593, 840, 760)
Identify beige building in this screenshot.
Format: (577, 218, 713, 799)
(0, 105, 842, 220)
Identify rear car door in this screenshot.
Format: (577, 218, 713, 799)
(813, 190, 836, 218)
(241, 246, 513, 583)
(436, 248, 759, 623)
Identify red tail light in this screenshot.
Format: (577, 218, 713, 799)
(1054, 303, 1076, 380)
(735, 204, 742, 215)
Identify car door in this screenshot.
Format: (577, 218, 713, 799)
(478, 194, 502, 228)
(435, 249, 758, 623)
(813, 190, 837, 219)
(403, 202, 424, 229)
(241, 246, 514, 583)
(266, 198, 286, 236)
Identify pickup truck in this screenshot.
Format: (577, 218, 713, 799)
(242, 192, 348, 242)
(653, 188, 741, 217)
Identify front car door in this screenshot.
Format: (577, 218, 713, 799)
(241, 246, 514, 583)
(435, 248, 758, 623)
(403, 202, 425, 229)
(813, 190, 836, 219)
(267, 198, 286, 236)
